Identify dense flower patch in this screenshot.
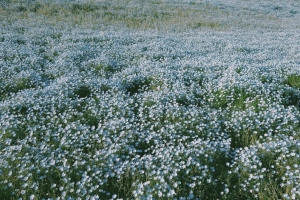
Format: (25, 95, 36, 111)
(1, 0, 300, 199)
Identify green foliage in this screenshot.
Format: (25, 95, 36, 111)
(71, 3, 99, 14)
(229, 129, 259, 149)
(285, 74, 300, 88)
(73, 85, 91, 99)
(235, 47, 253, 54)
(101, 170, 144, 199)
(124, 76, 163, 95)
(29, 2, 43, 12)
(281, 88, 300, 108)
(235, 67, 242, 74)
(40, 73, 55, 82)
(190, 21, 221, 29)
(0, 0, 230, 31)
(13, 77, 33, 92)
(99, 84, 112, 93)
(87, 63, 123, 78)
(0, 77, 36, 100)
(82, 112, 98, 128)
(210, 87, 257, 111)
(15, 38, 26, 45)
(16, 5, 27, 12)
(260, 75, 273, 84)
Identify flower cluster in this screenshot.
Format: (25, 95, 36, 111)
(1, 0, 300, 199)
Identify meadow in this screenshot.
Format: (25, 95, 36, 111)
(1, 0, 300, 199)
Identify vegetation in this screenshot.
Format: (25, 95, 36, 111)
(1, 0, 300, 199)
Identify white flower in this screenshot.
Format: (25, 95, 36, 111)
(157, 191, 162, 197)
(29, 194, 35, 200)
(224, 188, 229, 194)
(49, 159, 56, 166)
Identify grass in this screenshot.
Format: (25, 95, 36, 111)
(0, 77, 36, 100)
(0, 0, 278, 31)
(209, 87, 260, 111)
(124, 76, 163, 96)
(73, 85, 91, 99)
(189, 21, 222, 29)
(285, 74, 300, 89)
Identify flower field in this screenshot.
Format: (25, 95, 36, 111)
(1, 0, 300, 199)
